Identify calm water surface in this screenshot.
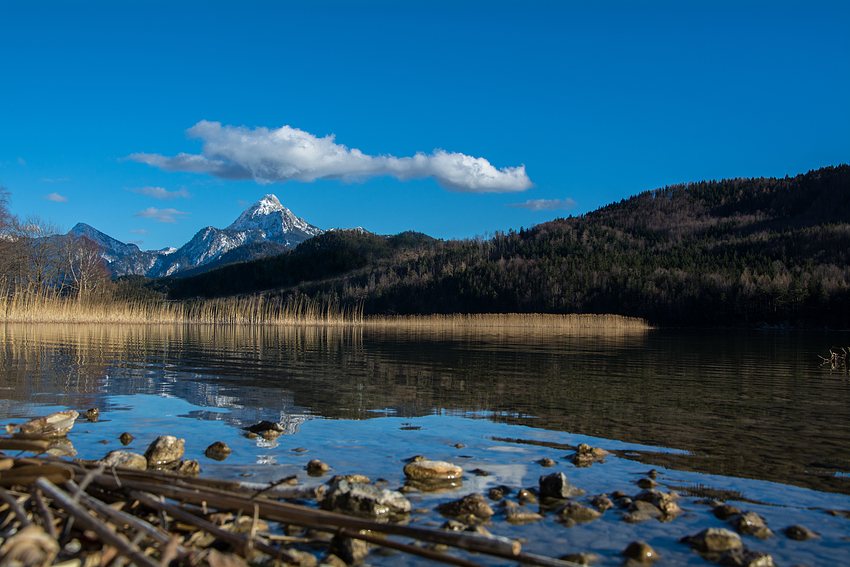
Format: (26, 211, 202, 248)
(1, 324, 848, 565)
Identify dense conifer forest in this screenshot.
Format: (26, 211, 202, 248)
(126, 164, 850, 328)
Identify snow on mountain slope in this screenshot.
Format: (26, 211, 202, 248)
(68, 195, 323, 278)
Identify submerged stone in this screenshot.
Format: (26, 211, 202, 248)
(504, 506, 543, 524)
(782, 524, 819, 540)
(306, 459, 330, 476)
(557, 501, 602, 524)
(713, 504, 743, 520)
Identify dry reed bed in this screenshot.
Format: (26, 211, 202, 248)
(1, 294, 650, 330)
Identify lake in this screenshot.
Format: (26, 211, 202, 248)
(1, 323, 849, 565)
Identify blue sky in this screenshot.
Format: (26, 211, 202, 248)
(2, 0, 848, 251)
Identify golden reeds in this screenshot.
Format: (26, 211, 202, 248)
(0, 292, 650, 329)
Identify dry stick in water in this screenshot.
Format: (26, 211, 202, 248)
(33, 478, 161, 567)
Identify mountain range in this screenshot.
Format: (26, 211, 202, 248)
(70, 195, 323, 278)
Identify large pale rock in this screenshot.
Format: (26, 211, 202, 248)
(18, 411, 79, 437)
(143, 435, 185, 465)
(321, 480, 411, 517)
(403, 460, 463, 480)
(100, 451, 147, 470)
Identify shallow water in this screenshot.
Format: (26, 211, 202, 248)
(1, 323, 849, 565)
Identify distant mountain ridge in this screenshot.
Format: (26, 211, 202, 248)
(70, 195, 323, 278)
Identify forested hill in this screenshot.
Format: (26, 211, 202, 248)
(140, 164, 850, 328)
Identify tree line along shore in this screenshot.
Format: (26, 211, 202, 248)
(2, 164, 848, 328)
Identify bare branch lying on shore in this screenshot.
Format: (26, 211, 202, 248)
(0, 456, 586, 567)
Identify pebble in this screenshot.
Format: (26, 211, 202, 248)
(504, 506, 543, 524)
(118, 432, 134, 445)
(539, 458, 556, 467)
(729, 512, 773, 538)
(403, 460, 463, 481)
(590, 495, 614, 512)
(713, 504, 743, 520)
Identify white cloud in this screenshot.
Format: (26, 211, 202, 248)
(17, 157, 26, 166)
(44, 193, 68, 202)
(127, 120, 533, 193)
(508, 198, 577, 212)
(237, 199, 251, 207)
(127, 240, 144, 245)
(130, 229, 149, 234)
(133, 207, 190, 224)
(126, 186, 192, 200)
(42, 177, 69, 183)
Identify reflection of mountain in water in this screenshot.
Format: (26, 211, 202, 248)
(1, 324, 849, 495)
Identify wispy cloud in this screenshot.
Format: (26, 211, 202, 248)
(126, 186, 191, 200)
(237, 199, 251, 208)
(127, 120, 533, 193)
(130, 229, 149, 234)
(42, 177, 69, 183)
(133, 207, 190, 224)
(17, 157, 26, 166)
(508, 198, 577, 212)
(44, 193, 68, 202)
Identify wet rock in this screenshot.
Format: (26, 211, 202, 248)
(590, 495, 615, 512)
(436, 493, 494, 521)
(244, 420, 284, 435)
(454, 443, 465, 449)
(557, 501, 601, 524)
(647, 469, 659, 479)
(469, 468, 491, 476)
(560, 552, 600, 565)
(629, 500, 663, 519)
(119, 432, 134, 445)
(622, 541, 660, 565)
(17, 410, 79, 437)
(621, 511, 654, 524)
(329, 533, 372, 564)
(634, 489, 682, 516)
(679, 527, 743, 552)
(319, 553, 347, 567)
(488, 487, 506, 501)
(84, 408, 99, 422)
(729, 512, 773, 538)
(713, 504, 743, 520)
(782, 524, 819, 540)
(204, 441, 231, 461)
(404, 454, 427, 462)
(504, 506, 543, 524)
(100, 450, 147, 470)
(307, 459, 330, 476)
(403, 460, 463, 481)
(572, 453, 594, 467)
(143, 435, 185, 465)
(719, 548, 775, 567)
(636, 478, 661, 489)
(539, 458, 556, 467)
(539, 472, 585, 499)
(321, 480, 411, 517)
(328, 474, 370, 485)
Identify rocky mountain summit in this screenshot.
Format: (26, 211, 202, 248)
(70, 195, 323, 278)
